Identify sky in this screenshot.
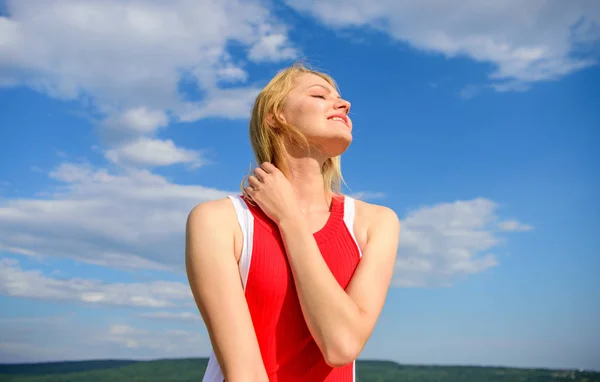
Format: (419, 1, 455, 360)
(0, 0, 599, 372)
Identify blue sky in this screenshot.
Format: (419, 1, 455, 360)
(0, 0, 599, 372)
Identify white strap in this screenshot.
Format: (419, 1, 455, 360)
(343, 196, 363, 258)
(227, 195, 254, 290)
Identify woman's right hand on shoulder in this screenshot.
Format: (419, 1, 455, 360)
(185, 198, 269, 382)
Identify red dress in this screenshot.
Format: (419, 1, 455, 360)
(203, 194, 363, 382)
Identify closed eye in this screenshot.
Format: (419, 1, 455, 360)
(311, 94, 326, 99)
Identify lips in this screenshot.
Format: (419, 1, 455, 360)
(327, 113, 349, 127)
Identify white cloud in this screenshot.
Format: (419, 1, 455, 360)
(101, 324, 204, 353)
(0, 245, 38, 257)
(0, 0, 295, 112)
(350, 191, 386, 201)
(248, 27, 299, 63)
(0, 258, 193, 308)
(215, 63, 249, 84)
(0, 316, 209, 362)
(138, 311, 201, 322)
(0, 161, 531, 288)
(285, 0, 600, 91)
(0, 0, 298, 169)
(395, 198, 531, 287)
(103, 107, 169, 135)
(177, 86, 261, 122)
(498, 220, 534, 232)
(105, 137, 207, 168)
(0, 162, 232, 270)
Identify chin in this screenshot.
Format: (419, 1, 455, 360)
(319, 135, 353, 157)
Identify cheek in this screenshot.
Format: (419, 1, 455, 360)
(285, 102, 325, 129)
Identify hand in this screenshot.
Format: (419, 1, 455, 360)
(245, 162, 301, 225)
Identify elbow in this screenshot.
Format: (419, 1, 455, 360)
(324, 353, 356, 368)
(322, 334, 362, 368)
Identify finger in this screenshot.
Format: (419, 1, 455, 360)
(253, 167, 267, 181)
(248, 176, 261, 188)
(260, 162, 276, 173)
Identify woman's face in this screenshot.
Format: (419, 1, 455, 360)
(278, 73, 353, 157)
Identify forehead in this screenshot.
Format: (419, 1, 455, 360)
(293, 73, 336, 92)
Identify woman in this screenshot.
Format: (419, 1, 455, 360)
(185, 63, 400, 382)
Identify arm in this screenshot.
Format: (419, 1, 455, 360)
(185, 199, 269, 382)
(277, 204, 400, 367)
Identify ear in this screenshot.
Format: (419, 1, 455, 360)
(266, 112, 286, 129)
(266, 113, 276, 128)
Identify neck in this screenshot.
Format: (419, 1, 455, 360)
(282, 155, 331, 213)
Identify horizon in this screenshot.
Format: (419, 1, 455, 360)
(1, 0, 599, 373)
(1, 356, 597, 373)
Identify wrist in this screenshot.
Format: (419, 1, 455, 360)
(276, 214, 306, 231)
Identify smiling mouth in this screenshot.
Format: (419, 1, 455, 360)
(328, 116, 349, 127)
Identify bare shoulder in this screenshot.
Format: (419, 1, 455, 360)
(187, 197, 238, 227)
(354, 198, 400, 236)
(186, 197, 242, 262)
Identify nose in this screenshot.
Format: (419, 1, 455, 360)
(334, 98, 351, 114)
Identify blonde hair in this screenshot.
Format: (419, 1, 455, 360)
(240, 62, 345, 198)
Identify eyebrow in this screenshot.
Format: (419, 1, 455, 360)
(307, 84, 342, 99)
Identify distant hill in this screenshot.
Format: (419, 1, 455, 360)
(0, 358, 598, 381)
